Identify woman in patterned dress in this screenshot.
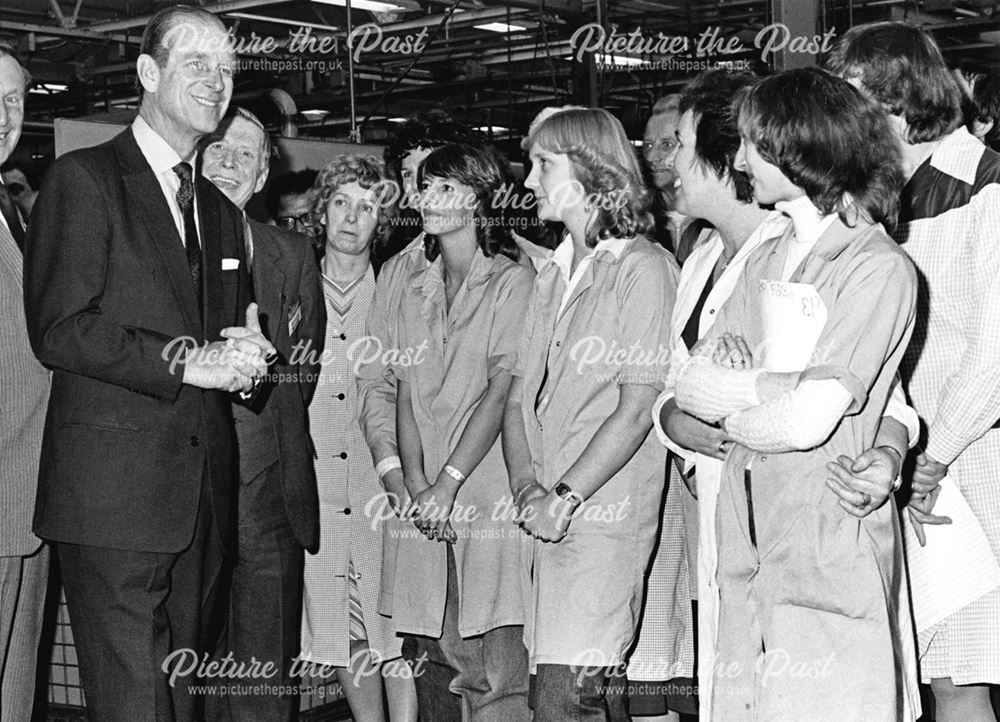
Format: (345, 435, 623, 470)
(301, 155, 417, 722)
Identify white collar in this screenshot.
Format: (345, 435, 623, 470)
(132, 114, 192, 175)
(546, 233, 631, 280)
(928, 126, 984, 186)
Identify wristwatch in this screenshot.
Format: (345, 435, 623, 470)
(554, 482, 584, 508)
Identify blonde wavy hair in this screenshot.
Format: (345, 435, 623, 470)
(526, 108, 653, 247)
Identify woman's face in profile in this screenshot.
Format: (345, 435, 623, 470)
(524, 147, 586, 225)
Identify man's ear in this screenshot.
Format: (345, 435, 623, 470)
(254, 166, 269, 195)
(973, 119, 994, 142)
(136, 54, 161, 94)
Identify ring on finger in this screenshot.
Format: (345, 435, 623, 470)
(858, 492, 872, 508)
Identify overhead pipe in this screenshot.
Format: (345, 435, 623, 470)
(267, 87, 299, 138)
(85, 0, 297, 33)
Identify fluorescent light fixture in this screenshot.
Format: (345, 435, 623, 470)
(474, 22, 527, 33)
(29, 83, 68, 94)
(227, 12, 337, 32)
(313, 0, 409, 12)
(388, 117, 408, 122)
(565, 53, 645, 68)
(301, 109, 330, 121)
(473, 125, 512, 134)
(597, 54, 644, 68)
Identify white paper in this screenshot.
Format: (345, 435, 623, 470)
(903, 477, 1000, 634)
(758, 280, 827, 372)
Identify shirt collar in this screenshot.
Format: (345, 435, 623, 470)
(132, 114, 192, 176)
(928, 126, 983, 186)
(544, 233, 632, 280)
(410, 245, 499, 296)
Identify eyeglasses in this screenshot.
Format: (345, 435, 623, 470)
(643, 139, 678, 157)
(276, 213, 313, 231)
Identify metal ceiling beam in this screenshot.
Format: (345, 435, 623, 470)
(0, 19, 132, 44)
(86, 0, 296, 33)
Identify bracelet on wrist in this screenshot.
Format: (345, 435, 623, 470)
(878, 445, 903, 472)
(442, 464, 466, 485)
(514, 482, 543, 509)
(878, 446, 904, 491)
(375, 455, 402, 479)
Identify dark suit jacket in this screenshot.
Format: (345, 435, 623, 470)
(23, 127, 250, 554)
(232, 220, 323, 552)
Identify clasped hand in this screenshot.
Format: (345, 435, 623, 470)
(407, 473, 459, 544)
(182, 303, 277, 393)
(517, 483, 574, 543)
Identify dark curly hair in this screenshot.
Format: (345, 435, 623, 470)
(416, 144, 521, 263)
(678, 69, 759, 204)
(825, 22, 962, 144)
(526, 108, 653, 248)
(383, 110, 481, 183)
(735, 67, 904, 229)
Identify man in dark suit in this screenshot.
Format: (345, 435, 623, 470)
(22, 7, 274, 721)
(0, 43, 51, 721)
(200, 107, 323, 721)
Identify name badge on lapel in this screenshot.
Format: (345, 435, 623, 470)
(288, 301, 302, 336)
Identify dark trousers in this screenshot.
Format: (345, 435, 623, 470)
(411, 547, 530, 722)
(58, 476, 225, 722)
(214, 461, 303, 722)
(532, 664, 628, 722)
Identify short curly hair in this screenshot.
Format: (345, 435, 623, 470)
(309, 154, 395, 254)
(526, 107, 653, 247)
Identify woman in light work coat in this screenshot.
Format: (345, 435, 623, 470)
(671, 68, 921, 721)
(503, 107, 679, 722)
(392, 144, 535, 721)
(647, 69, 919, 722)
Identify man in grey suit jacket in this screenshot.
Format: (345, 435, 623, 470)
(0, 43, 50, 722)
(201, 108, 324, 721)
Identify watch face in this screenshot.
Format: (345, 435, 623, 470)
(554, 483, 572, 498)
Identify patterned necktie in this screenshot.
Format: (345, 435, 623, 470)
(172, 162, 203, 314)
(0, 182, 25, 251)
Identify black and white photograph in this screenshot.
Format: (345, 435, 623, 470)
(0, 0, 999, 720)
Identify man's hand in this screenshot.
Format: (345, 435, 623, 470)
(520, 490, 574, 542)
(183, 303, 276, 392)
(912, 451, 948, 496)
(908, 485, 952, 547)
(825, 447, 898, 518)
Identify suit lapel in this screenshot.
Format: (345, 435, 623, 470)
(0, 216, 21, 287)
(118, 130, 202, 334)
(250, 222, 289, 355)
